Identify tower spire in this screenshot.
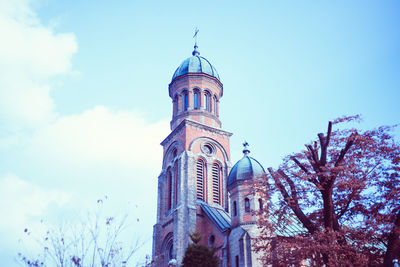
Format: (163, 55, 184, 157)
(192, 28, 200, 56)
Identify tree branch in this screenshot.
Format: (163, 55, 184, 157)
(335, 132, 357, 167)
(306, 144, 319, 167)
(278, 169, 298, 200)
(291, 156, 319, 185)
(268, 168, 317, 234)
(336, 190, 356, 220)
(290, 156, 310, 174)
(319, 121, 332, 166)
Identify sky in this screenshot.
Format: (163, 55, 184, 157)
(0, 0, 399, 265)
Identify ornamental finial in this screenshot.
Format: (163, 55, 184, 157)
(192, 27, 200, 56)
(243, 141, 250, 155)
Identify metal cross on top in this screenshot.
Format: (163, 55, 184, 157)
(243, 141, 250, 155)
(243, 141, 249, 148)
(193, 27, 199, 46)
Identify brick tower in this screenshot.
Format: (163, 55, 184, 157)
(152, 44, 232, 266)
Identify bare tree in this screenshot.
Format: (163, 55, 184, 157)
(18, 199, 143, 267)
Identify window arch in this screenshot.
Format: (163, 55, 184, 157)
(162, 233, 174, 263)
(244, 198, 250, 212)
(204, 91, 211, 112)
(212, 163, 221, 205)
(233, 201, 237, 216)
(166, 168, 172, 211)
(196, 159, 205, 200)
(193, 89, 200, 110)
(182, 90, 189, 111)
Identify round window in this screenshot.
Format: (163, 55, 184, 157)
(203, 144, 212, 154)
(201, 142, 215, 156)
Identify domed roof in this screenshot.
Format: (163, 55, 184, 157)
(171, 45, 220, 82)
(227, 144, 266, 187)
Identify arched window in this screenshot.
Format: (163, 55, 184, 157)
(166, 169, 172, 211)
(245, 198, 250, 212)
(212, 163, 221, 205)
(162, 233, 174, 263)
(204, 91, 211, 112)
(196, 159, 205, 200)
(174, 161, 178, 206)
(174, 95, 179, 114)
(183, 91, 189, 111)
(259, 198, 263, 211)
(233, 201, 237, 216)
(168, 243, 174, 260)
(213, 95, 217, 115)
(193, 90, 200, 110)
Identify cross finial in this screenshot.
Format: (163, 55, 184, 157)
(192, 28, 200, 56)
(243, 141, 250, 155)
(193, 27, 199, 45)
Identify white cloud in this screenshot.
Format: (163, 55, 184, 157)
(26, 106, 169, 172)
(0, 1, 167, 263)
(0, 0, 77, 128)
(0, 173, 69, 233)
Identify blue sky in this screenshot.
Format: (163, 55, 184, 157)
(0, 0, 399, 265)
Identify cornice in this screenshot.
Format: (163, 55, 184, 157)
(161, 119, 233, 147)
(168, 73, 223, 97)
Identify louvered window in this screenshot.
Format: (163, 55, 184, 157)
(196, 160, 205, 200)
(212, 164, 220, 204)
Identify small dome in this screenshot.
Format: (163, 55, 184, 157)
(227, 146, 266, 187)
(171, 46, 220, 82)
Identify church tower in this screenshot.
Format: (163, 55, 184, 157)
(227, 144, 266, 267)
(152, 44, 232, 266)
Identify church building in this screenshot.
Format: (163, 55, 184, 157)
(152, 43, 266, 267)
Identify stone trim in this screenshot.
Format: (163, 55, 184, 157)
(170, 109, 222, 127)
(239, 221, 257, 226)
(231, 221, 257, 228)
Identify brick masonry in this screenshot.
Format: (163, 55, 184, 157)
(152, 71, 264, 267)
